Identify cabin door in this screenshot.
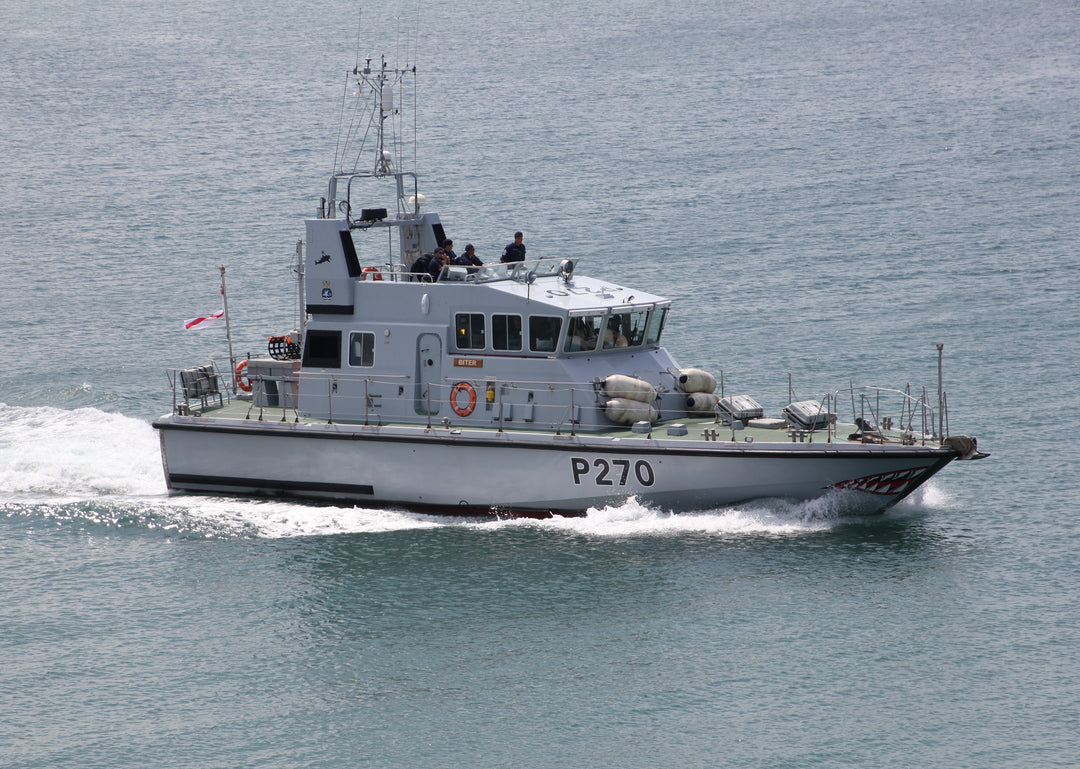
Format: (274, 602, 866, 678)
(415, 333, 443, 415)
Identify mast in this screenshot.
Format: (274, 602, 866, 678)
(220, 264, 236, 393)
(327, 54, 418, 222)
(295, 240, 306, 341)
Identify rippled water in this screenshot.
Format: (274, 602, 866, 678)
(2, 0, 1079, 766)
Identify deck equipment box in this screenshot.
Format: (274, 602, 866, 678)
(719, 395, 764, 421)
(783, 400, 837, 430)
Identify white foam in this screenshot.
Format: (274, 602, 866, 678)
(0, 403, 166, 500)
(471, 496, 837, 537)
(154, 496, 447, 539)
(157, 494, 851, 540)
(892, 479, 952, 510)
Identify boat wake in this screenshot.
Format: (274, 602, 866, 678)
(468, 496, 833, 537)
(1, 404, 946, 540)
(480, 489, 943, 539)
(0, 403, 166, 499)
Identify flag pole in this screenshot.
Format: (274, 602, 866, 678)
(221, 264, 237, 394)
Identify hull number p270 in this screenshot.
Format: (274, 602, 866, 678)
(571, 457, 655, 487)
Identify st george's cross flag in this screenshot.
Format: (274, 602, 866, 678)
(183, 310, 224, 330)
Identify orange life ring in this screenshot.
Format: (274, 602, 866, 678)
(361, 266, 383, 280)
(235, 360, 252, 392)
(450, 381, 477, 417)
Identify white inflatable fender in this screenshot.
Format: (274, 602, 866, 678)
(677, 368, 717, 394)
(602, 374, 656, 403)
(602, 397, 659, 425)
(686, 392, 720, 412)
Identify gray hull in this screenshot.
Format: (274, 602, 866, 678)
(156, 416, 956, 516)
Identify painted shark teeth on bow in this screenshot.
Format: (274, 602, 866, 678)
(832, 468, 925, 495)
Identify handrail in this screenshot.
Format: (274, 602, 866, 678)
(166, 364, 947, 442)
(831, 384, 941, 442)
(356, 256, 577, 286)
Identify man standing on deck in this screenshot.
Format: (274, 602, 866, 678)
(500, 231, 526, 263)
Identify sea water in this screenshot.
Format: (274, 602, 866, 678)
(1, 0, 1078, 767)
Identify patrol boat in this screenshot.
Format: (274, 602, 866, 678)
(153, 58, 986, 517)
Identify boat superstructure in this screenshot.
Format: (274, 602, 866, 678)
(153, 57, 985, 517)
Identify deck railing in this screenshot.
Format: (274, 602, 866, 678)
(167, 364, 948, 444)
(354, 256, 575, 285)
(834, 384, 941, 443)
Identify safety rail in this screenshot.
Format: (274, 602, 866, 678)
(835, 384, 943, 443)
(351, 256, 576, 285)
(168, 363, 950, 444)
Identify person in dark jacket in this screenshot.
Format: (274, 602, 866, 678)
(454, 243, 483, 266)
(500, 231, 526, 263)
(410, 250, 447, 281)
(427, 249, 449, 281)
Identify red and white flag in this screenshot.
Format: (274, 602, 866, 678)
(184, 310, 224, 330)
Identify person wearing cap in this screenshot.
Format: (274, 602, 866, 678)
(500, 231, 526, 263)
(454, 243, 483, 267)
(427, 248, 449, 281)
(441, 239, 458, 263)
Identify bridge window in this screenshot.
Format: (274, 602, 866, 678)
(455, 313, 486, 350)
(493, 314, 522, 351)
(604, 309, 649, 348)
(564, 314, 604, 353)
(349, 332, 375, 367)
(528, 316, 562, 353)
(645, 306, 668, 345)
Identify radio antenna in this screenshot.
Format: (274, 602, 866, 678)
(353, 9, 363, 73)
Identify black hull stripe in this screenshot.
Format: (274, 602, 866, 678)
(168, 474, 374, 496)
(165, 474, 569, 517)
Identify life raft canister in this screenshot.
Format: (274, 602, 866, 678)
(602, 397, 659, 425)
(450, 381, 477, 416)
(361, 266, 383, 280)
(235, 359, 252, 392)
(602, 374, 656, 403)
(677, 368, 717, 394)
(686, 392, 720, 412)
